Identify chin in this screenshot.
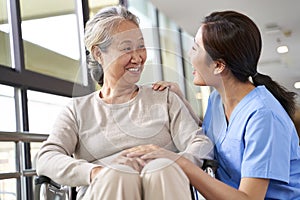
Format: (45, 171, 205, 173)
(193, 80, 207, 86)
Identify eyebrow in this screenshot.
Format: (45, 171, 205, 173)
(138, 37, 144, 43)
(119, 37, 144, 45)
(119, 40, 131, 45)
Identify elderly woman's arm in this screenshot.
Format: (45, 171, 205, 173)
(167, 89, 213, 166)
(36, 103, 99, 187)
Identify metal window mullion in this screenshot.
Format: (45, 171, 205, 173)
(74, 0, 95, 94)
(75, 0, 88, 87)
(155, 8, 164, 81)
(15, 141, 22, 200)
(178, 28, 187, 98)
(14, 87, 23, 200)
(6, 0, 25, 72)
(20, 89, 34, 200)
(14, 87, 26, 200)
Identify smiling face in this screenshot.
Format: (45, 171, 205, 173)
(95, 20, 147, 87)
(189, 26, 217, 86)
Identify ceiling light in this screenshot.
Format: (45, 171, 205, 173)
(277, 45, 288, 54)
(294, 82, 300, 89)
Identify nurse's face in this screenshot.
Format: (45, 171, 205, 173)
(188, 26, 216, 86)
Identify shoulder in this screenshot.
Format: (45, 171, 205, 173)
(242, 86, 295, 135)
(138, 84, 169, 99)
(67, 91, 99, 110)
(73, 90, 98, 102)
(138, 84, 185, 104)
(251, 86, 290, 120)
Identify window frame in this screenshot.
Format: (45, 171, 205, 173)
(0, 0, 94, 98)
(0, 1, 94, 199)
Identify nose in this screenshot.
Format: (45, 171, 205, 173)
(131, 50, 143, 64)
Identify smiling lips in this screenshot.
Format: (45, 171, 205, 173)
(127, 67, 141, 73)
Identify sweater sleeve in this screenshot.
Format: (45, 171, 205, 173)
(167, 90, 214, 167)
(36, 102, 99, 187)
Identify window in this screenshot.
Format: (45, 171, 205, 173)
(20, 0, 86, 84)
(0, 85, 16, 131)
(0, 179, 16, 200)
(0, 142, 16, 200)
(27, 90, 70, 134)
(0, 0, 12, 68)
(0, 142, 16, 173)
(88, 0, 119, 16)
(158, 13, 185, 92)
(0, 1, 96, 199)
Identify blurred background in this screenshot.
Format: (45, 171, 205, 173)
(0, 0, 299, 199)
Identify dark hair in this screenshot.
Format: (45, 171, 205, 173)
(202, 10, 297, 117)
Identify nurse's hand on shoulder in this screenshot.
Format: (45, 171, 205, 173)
(152, 81, 184, 99)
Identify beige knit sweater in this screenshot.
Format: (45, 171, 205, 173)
(37, 85, 213, 187)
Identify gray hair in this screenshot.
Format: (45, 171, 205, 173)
(84, 6, 140, 85)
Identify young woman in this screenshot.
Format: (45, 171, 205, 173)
(130, 10, 300, 199)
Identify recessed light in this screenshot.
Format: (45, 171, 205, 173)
(294, 82, 300, 89)
(277, 45, 288, 54)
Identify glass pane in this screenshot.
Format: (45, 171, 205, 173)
(20, 0, 84, 84)
(88, 0, 119, 16)
(31, 142, 43, 169)
(0, 85, 16, 131)
(128, 0, 162, 84)
(0, 142, 16, 173)
(158, 13, 182, 84)
(0, 179, 17, 200)
(27, 90, 70, 134)
(0, 0, 12, 67)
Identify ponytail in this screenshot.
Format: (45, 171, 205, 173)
(252, 73, 297, 118)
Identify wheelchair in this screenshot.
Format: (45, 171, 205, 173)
(35, 159, 218, 200)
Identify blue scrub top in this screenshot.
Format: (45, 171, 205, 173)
(203, 86, 300, 199)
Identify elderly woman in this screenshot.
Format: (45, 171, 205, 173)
(36, 6, 213, 200)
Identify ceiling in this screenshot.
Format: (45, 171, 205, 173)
(150, 0, 300, 105)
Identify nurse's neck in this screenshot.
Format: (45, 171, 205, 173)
(218, 80, 255, 123)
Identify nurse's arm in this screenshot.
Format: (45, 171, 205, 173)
(177, 157, 270, 200)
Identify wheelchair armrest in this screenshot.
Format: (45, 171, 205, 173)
(35, 175, 61, 189)
(202, 159, 218, 178)
(202, 159, 218, 172)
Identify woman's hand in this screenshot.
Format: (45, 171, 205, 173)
(125, 144, 180, 163)
(152, 81, 184, 99)
(140, 147, 181, 162)
(90, 166, 103, 182)
(124, 144, 159, 156)
(112, 153, 146, 173)
(124, 144, 161, 164)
